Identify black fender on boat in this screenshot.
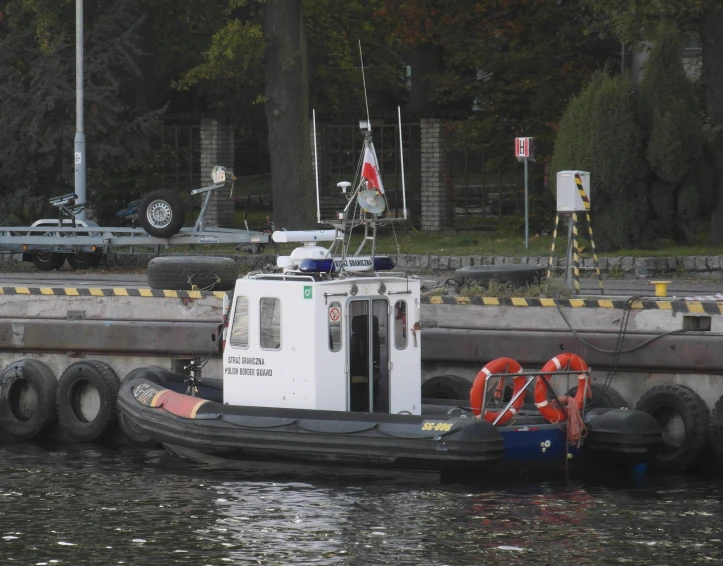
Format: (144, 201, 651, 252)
(56, 360, 120, 442)
(0, 359, 58, 440)
(583, 408, 662, 466)
(117, 374, 505, 471)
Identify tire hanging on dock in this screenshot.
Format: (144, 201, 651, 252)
(710, 395, 723, 468)
(566, 384, 628, 409)
(635, 384, 709, 472)
(0, 359, 58, 440)
(55, 360, 120, 442)
(422, 375, 472, 401)
(470, 358, 526, 425)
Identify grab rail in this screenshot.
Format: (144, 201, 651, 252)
(480, 369, 591, 426)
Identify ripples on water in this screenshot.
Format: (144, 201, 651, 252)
(0, 443, 722, 565)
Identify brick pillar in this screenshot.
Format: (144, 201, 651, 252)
(200, 119, 235, 228)
(420, 118, 448, 230)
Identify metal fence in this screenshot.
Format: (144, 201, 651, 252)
(321, 121, 421, 216)
(448, 149, 524, 228)
(151, 120, 202, 194)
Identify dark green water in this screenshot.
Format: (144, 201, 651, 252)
(1, 443, 722, 565)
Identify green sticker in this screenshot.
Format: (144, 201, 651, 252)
(303, 285, 313, 299)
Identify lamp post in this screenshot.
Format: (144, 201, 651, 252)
(74, 0, 86, 219)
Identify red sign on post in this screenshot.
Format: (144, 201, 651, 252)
(515, 137, 535, 159)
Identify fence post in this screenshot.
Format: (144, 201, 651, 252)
(200, 119, 235, 228)
(420, 118, 448, 230)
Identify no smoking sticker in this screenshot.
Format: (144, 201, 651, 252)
(329, 307, 340, 322)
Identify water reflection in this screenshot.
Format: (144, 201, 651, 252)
(0, 443, 722, 565)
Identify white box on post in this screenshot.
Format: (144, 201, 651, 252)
(556, 170, 591, 212)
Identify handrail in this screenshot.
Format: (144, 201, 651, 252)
(480, 368, 591, 426)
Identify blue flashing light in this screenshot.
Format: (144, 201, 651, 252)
(299, 258, 334, 273)
(298, 256, 396, 273)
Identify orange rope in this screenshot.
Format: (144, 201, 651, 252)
(565, 397, 587, 445)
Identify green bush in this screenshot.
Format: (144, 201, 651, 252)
(551, 72, 648, 250)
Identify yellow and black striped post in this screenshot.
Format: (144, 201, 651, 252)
(571, 213, 580, 294)
(575, 172, 590, 211)
(585, 212, 604, 295)
(546, 213, 560, 281)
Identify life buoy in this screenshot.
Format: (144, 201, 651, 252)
(535, 353, 589, 423)
(0, 359, 58, 440)
(56, 360, 120, 442)
(470, 358, 526, 425)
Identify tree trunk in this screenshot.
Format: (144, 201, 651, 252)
(703, 4, 723, 243)
(263, 0, 314, 230)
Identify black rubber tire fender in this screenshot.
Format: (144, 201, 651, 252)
(147, 255, 238, 291)
(66, 252, 103, 270)
(0, 359, 58, 440)
(635, 383, 709, 472)
(32, 252, 66, 271)
(139, 189, 186, 238)
(566, 384, 628, 409)
(454, 265, 546, 287)
(422, 375, 472, 400)
(711, 394, 723, 468)
(56, 360, 120, 442)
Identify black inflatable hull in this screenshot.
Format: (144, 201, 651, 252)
(583, 408, 662, 465)
(117, 374, 505, 471)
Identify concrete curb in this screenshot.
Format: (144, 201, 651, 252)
(2, 251, 722, 278)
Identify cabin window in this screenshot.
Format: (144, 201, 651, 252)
(229, 296, 249, 348)
(260, 297, 281, 350)
(394, 300, 408, 349)
(328, 301, 342, 352)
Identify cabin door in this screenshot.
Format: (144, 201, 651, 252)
(347, 298, 389, 413)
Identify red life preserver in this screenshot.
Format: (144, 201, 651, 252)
(470, 357, 526, 425)
(534, 353, 590, 423)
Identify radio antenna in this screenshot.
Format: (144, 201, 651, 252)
(358, 41, 371, 131)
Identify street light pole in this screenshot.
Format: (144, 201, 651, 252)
(74, 0, 86, 220)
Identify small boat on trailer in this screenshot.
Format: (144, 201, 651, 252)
(117, 114, 662, 478)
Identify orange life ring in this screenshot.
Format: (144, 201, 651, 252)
(534, 353, 590, 423)
(470, 357, 526, 425)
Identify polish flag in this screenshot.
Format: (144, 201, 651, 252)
(361, 143, 384, 194)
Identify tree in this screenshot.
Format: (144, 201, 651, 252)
(551, 72, 648, 250)
(0, 0, 163, 224)
(639, 27, 708, 244)
(378, 0, 619, 157)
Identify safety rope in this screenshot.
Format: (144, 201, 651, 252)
(188, 272, 222, 292)
(565, 396, 587, 445)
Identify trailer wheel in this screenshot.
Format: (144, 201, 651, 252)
(66, 252, 103, 270)
(147, 256, 238, 291)
(139, 189, 186, 238)
(32, 252, 65, 271)
(0, 359, 58, 440)
(56, 360, 120, 442)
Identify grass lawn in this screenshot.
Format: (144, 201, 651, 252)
(173, 206, 723, 259)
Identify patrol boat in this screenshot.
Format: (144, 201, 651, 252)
(117, 114, 662, 477)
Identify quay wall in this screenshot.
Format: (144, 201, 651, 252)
(0, 286, 721, 410)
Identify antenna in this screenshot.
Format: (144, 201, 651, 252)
(358, 41, 371, 132)
(397, 106, 408, 220)
(313, 109, 321, 224)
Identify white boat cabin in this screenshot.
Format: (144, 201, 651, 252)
(222, 273, 422, 414)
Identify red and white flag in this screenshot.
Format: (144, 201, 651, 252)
(361, 143, 384, 194)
